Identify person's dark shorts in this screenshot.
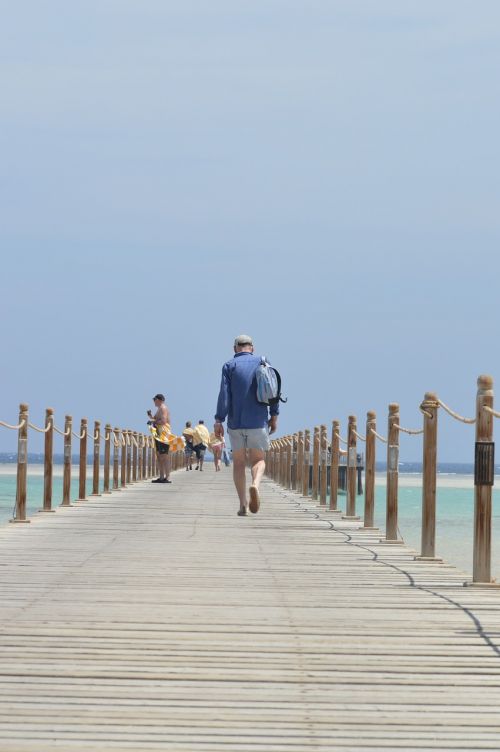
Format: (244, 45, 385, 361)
(185, 441, 194, 457)
(194, 443, 207, 459)
(155, 440, 170, 455)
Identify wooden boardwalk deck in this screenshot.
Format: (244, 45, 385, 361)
(1, 468, 500, 750)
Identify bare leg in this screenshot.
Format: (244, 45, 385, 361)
(232, 448, 248, 511)
(214, 447, 221, 471)
(158, 453, 168, 479)
(199, 450, 205, 471)
(248, 449, 265, 489)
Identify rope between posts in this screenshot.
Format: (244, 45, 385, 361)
(483, 405, 500, 419)
(72, 430, 86, 440)
(28, 421, 52, 433)
(334, 432, 348, 445)
(53, 425, 71, 437)
(0, 419, 26, 430)
(393, 424, 424, 436)
(419, 406, 433, 419)
(353, 430, 366, 442)
(370, 427, 388, 443)
(438, 399, 475, 425)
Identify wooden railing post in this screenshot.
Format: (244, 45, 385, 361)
(267, 443, 274, 479)
(91, 421, 101, 496)
(311, 427, 320, 500)
(383, 404, 403, 543)
(113, 427, 120, 490)
(320, 424, 328, 506)
(152, 437, 158, 478)
(472, 375, 497, 585)
(286, 437, 292, 489)
(363, 411, 377, 528)
(302, 429, 310, 497)
(329, 420, 340, 511)
(280, 440, 286, 486)
(416, 394, 441, 560)
(147, 436, 152, 478)
(120, 430, 127, 488)
(276, 440, 282, 484)
(126, 431, 132, 484)
(142, 435, 147, 480)
(61, 415, 72, 506)
(103, 423, 111, 494)
(296, 431, 304, 492)
(132, 432, 138, 481)
(11, 403, 29, 523)
(77, 418, 88, 501)
(344, 415, 360, 520)
(291, 434, 297, 490)
(42, 407, 54, 512)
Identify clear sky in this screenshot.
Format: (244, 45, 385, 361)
(1, 1, 499, 461)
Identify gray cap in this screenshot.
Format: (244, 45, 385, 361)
(234, 334, 253, 346)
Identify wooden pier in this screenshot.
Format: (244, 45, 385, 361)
(1, 468, 500, 750)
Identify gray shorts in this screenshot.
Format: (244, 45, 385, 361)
(228, 427, 270, 452)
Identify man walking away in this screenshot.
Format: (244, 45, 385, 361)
(147, 394, 172, 483)
(214, 335, 279, 516)
(182, 421, 195, 470)
(192, 420, 210, 471)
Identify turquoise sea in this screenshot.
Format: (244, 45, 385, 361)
(0, 464, 85, 523)
(1, 463, 500, 580)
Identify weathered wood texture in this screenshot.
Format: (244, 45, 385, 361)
(1, 470, 500, 750)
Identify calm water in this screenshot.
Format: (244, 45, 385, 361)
(0, 465, 84, 522)
(1, 464, 499, 579)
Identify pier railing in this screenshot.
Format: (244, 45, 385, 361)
(267, 374, 498, 588)
(0, 405, 187, 523)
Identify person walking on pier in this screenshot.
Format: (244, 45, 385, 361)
(214, 334, 279, 516)
(182, 421, 195, 471)
(192, 420, 210, 471)
(209, 430, 224, 471)
(147, 394, 172, 483)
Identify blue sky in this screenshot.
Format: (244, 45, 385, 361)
(1, 1, 499, 460)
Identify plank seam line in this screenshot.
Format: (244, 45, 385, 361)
(276, 488, 500, 661)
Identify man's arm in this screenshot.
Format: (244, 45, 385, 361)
(268, 404, 279, 434)
(214, 365, 231, 437)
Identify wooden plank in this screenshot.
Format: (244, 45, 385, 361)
(0, 469, 500, 750)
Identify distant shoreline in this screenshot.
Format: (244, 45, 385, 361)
(0, 453, 483, 475)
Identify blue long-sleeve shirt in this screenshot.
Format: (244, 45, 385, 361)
(215, 352, 279, 430)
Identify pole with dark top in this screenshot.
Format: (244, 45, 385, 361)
(78, 418, 88, 501)
(61, 415, 72, 506)
(42, 408, 55, 512)
(11, 403, 29, 523)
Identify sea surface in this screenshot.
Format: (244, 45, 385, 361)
(1, 461, 499, 580)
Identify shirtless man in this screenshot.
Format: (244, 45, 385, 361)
(147, 393, 172, 483)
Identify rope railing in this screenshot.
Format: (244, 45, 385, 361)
(483, 405, 500, 419)
(268, 374, 496, 587)
(394, 424, 424, 436)
(27, 421, 52, 434)
(437, 399, 475, 425)
(0, 402, 187, 522)
(370, 427, 388, 443)
(53, 425, 71, 437)
(0, 419, 26, 430)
